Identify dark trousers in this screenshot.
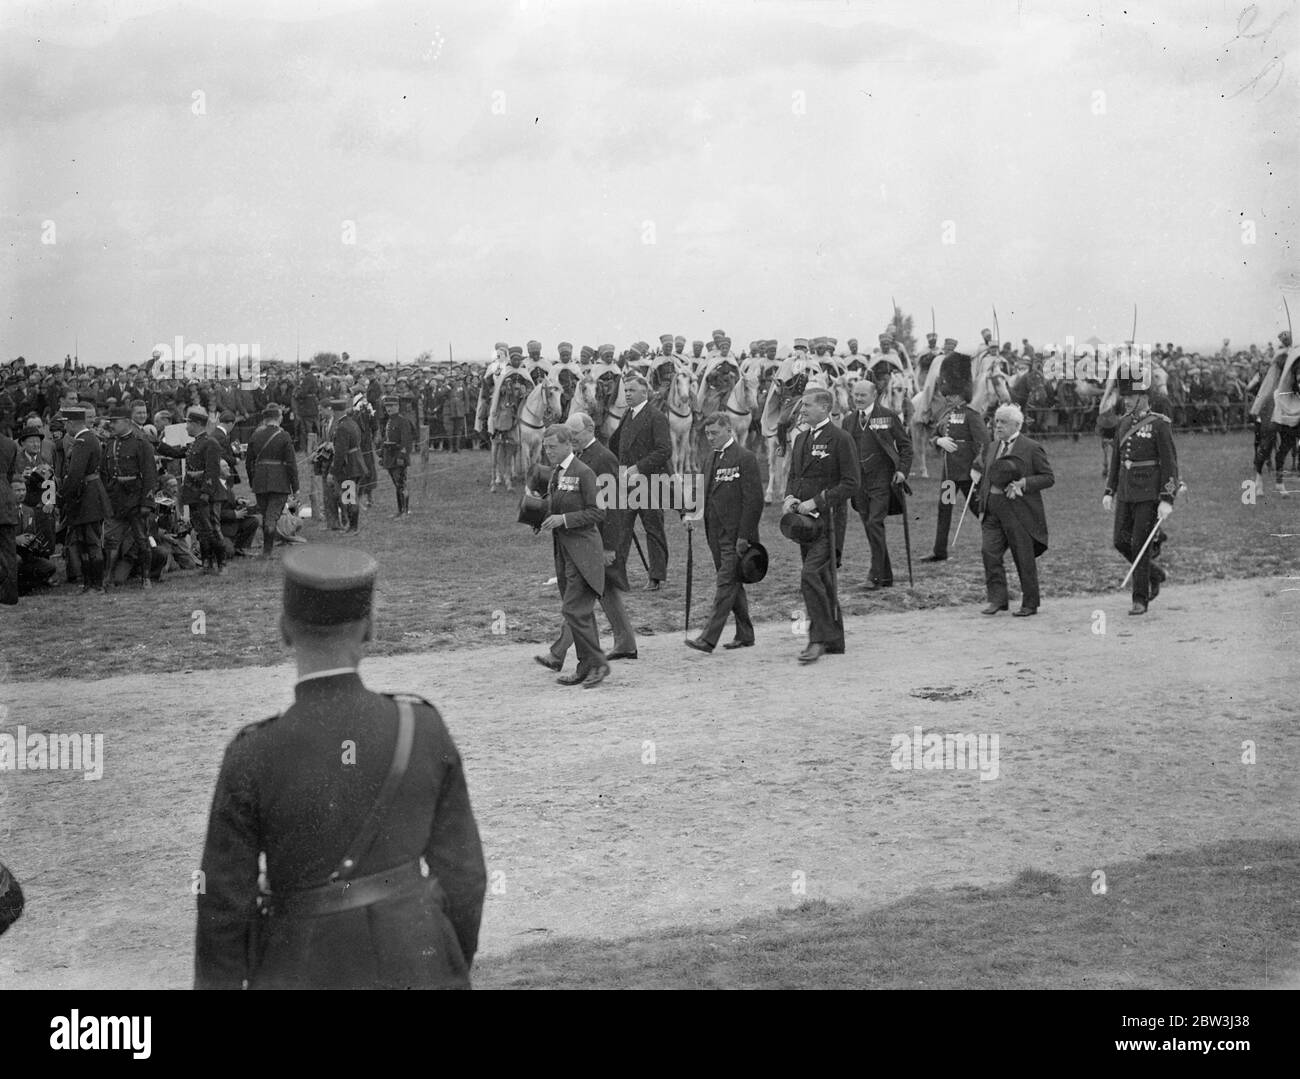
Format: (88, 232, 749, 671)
(387, 467, 408, 512)
(857, 483, 893, 583)
(799, 512, 844, 647)
(0, 524, 17, 605)
(933, 478, 972, 557)
(189, 502, 225, 565)
(980, 494, 1040, 609)
(106, 510, 151, 580)
(1113, 498, 1164, 603)
(552, 583, 634, 659)
(618, 505, 669, 582)
(67, 521, 105, 587)
(1254, 423, 1298, 477)
(558, 555, 606, 671)
(699, 538, 753, 647)
(255, 491, 290, 556)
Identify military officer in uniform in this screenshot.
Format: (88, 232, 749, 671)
(380, 395, 417, 517)
(685, 411, 764, 653)
(847, 378, 911, 589)
(921, 355, 990, 562)
(537, 411, 637, 670)
(330, 400, 366, 534)
(195, 546, 487, 989)
(782, 387, 860, 663)
(1103, 376, 1178, 615)
(538, 423, 611, 688)
(245, 404, 299, 560)
(181, 406, 229, 575)
(58, 406, 113, 594)
(103, 406, 157, 590)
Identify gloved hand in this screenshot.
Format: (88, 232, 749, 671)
(1102, 494, 1113, 511)
(1157, 500, 1173, 521)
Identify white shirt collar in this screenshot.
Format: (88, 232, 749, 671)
(295, 667, 358, 686)
(631, 401, 645, 418)
(718, 438, 735, 453)
(812, 418, 830, 432)
(558, 451, 575, 470)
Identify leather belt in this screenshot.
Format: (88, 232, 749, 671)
(1124, 460, 1157, 469)
(262, 858, 437, 919)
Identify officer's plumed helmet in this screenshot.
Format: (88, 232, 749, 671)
(283, 547, 377, 626)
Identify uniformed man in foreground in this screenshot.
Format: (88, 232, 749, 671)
(195, 546, 487, 989)
(1103, 376, 1178, 615)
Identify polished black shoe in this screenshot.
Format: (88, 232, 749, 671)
(607, 651, 638, 660)
(645, 580, 663, 592)
(722, 639, 754, 650)
(1012, 607, 1038, 618)
(534, 654, 562, 672)
(798, 642, 826, 664)
(684, 638, 713, 653)
(981, 603, 1008, 615)
(582, 663, 611, 689)
(557, 668, 590, 686)
(920, 554, 948, 563)
(1128, 602, 1148, 616)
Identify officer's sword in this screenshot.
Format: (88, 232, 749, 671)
(951, 480, 977, 549)
(1121, 515, 1165, 590)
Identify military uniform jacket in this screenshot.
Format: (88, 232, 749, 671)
(548, 455, 605, 598)
(380, 414, 417, 470)
(976, 434, 1053, 555)
(934, 401, 990, 483)
(703, 440, 763, 555)
(609, 403, 672, 476)
(59, 430, 113, 525)
(245, 424, 299, 495)
(784, 420, 860, 514)
(329, 415, 367, 482)
(848, 402, 912, 507)
(576, 438, 627, 592)
(182, 432, 226, 506)
(195, 673, 487, 989)
(104, 429, 158, 516)
(1105, 411, 1178, 504)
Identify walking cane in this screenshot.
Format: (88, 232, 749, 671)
(684, 526, 694, 635)
(951, 480, 977, 549)
(896, 480, 914, 586)
(630, 529, 651, 576)
(1121, 515, 1165, 590)
(826, 502, 841, 623)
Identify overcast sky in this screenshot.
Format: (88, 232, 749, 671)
(2, 0, 1296, 366)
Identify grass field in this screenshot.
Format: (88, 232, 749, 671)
(0, 431, 1290, 683)
(475, 839, 1300, 989)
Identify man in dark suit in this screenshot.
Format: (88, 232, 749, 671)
(921, 355, 990, 562)
(847, 377, 911, 589)
(195, 546, 486, 989)
(329, 400, 366, 534)
(538, 423, 610, 688)
(609, 374, 672, 590)
(245, 405, 300, 559)
(782, 388, 860, 662)
(685, 411, 764, 652)
(972, 404, 1054, 616)
(537, 411, 637, 669)
(58, 406, 114, 594)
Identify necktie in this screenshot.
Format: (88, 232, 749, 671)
(998, 439, 1010, 458)
(860, 410, 868, 428)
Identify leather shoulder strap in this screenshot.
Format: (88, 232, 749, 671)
(329, 699, 415, 883)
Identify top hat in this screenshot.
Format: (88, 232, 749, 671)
(779, 511, 823, 544)
(987, 456, 1024, 488)
(737, 541, 769, 584)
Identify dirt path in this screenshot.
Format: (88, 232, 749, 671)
(1, 578, 1295, 989)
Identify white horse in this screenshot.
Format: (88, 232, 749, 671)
(665, 367, 698, 475)
(720, 369, 761, 449)
(518, 379, 564, 477)
(578, 364, 628, 444)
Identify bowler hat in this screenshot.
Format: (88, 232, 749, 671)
(780, 511, 824, 544)
(737, 541, 769, 583)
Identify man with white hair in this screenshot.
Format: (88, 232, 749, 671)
(536, 411, 638, 670)
(971, 403, 1054, 617)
